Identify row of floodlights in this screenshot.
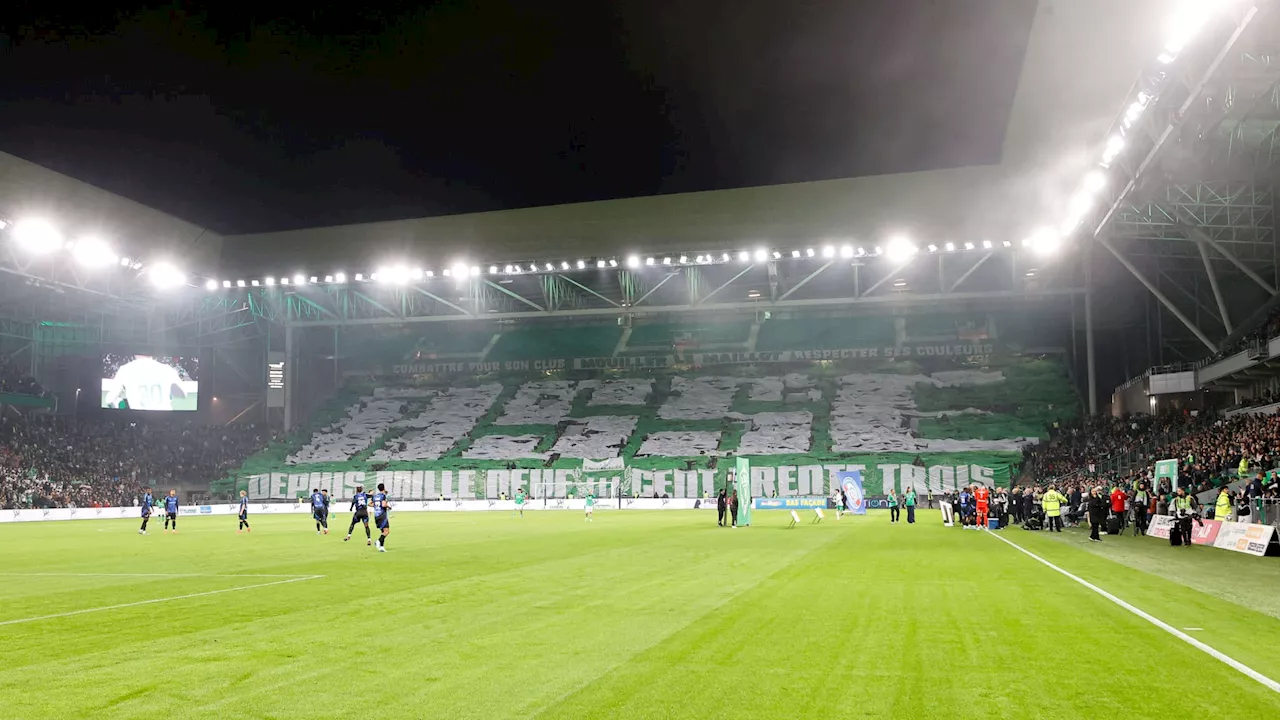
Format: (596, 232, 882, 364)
(198, 237, 1063, 291)
(1053, 1, 1230, 241)
(2, 218, 188, 288)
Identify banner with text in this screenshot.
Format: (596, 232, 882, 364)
(240, 459, 1009, 502)
(388, 343, 998, 376)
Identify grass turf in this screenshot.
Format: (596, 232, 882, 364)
(2, 510, 1279, 719)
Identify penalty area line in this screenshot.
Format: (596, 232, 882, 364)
(988, 531, 1280, 695)
(0, 575, 324, 627)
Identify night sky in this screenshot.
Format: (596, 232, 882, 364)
(0, 1, 1038, 235)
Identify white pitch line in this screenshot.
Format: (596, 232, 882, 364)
(0, 575, 324, 627)
(0, 572, 316, 578)
(988, 531, 1280, 695)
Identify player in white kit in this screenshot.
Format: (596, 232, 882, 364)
(106, 356, 187, 411)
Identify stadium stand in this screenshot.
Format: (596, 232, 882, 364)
(487, 326, 621, 361)
(0, 355, 45, 397)
(0, 416, 271, 508)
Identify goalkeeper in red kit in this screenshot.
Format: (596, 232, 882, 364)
(974, 484, 991, 529)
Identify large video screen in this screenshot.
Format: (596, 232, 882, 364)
(100, 354, 200, 411)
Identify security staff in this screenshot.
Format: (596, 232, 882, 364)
(1214, 486, 1232, 522)
(1172, 487, 1196, 548)
(1042, 485, 1067, 533)
(716, 488, 728, 527)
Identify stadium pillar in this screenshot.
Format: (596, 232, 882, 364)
(283, 324, 294, 430)
(1085, 243, 1097, 416)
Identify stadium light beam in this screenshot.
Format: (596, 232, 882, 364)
(148, 262, 186, 290)
(12, 219, 62, 255)
(71, 236, 118, 268)
(884, 236, 918, 263)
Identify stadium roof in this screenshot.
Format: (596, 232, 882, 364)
(217, 0, 1170, 274)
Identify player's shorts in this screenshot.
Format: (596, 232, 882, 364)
(376, 515, 390, 530)
(585, 505, 594, 513)
(313, 508, 326, 520)
(352, 510, 369, 523)
(238, 512, 247, 520)
(976, 504, 989, 512)
(166, 512, 177, 520)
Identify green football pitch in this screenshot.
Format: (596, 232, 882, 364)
(2, 511, 1279, 719)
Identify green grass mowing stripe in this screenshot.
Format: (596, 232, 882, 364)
(987, 530, 1280, 694)
(0, 575, 323, 627)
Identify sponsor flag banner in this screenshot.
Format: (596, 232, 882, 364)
(735, 457, 752, 527)
(1154, 459, 1179, 490)
(836, 470, 866, 516)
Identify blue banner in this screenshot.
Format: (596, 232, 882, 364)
(753, 496, 828, 510)
(836, 471, 867, 515)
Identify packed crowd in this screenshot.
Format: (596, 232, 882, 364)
(1025, 411, 1280, 499)
(0, 415, 274, 508)
(0, 355, 45, 397)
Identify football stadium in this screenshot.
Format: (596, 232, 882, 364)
(4, 1, 1280, 718)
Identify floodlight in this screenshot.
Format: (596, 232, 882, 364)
(12, 219, 62, 254)
(663, 257, 672, 265)
(964, 242, 974, 250)
(222, 280, 232, 288)
(251, 280, 260, 287)
(120, 257, 132, 267)
(1101, 134, 1126, 165)
(425, 270, 435, 278)
(323, 275, 333, 283)
(822, 245, 835, 258)
(839, 245, 853, 259)
(489, 265, 499, 274)
(504, 264, 514, 274)
(1084, 170, 1107, 194)
(927, 244, 938, 253)
(597, 260, 606, 268)
(679, 255, 688, 264)
(149, 262, 186, 289)
(646, 257, 655, 265)
(1002, 241, 1012, 248)
(204, 279, 218, 291)
(791, 250, 800, 258)
(945, 243, 956, 252)
(237, 280, 246, 288)
(265, 276, 277, 285)
(293, 274, 306, 285)
(754, 249, 768, 262)
(576, 260, 585, 269)
(546, 263, 555, 271)
(561, 261, 571, 270)
(280, 277, 291, 286)
(72, 236, 118, 268)
(610, 259, 619, 267)
(334, 272, 347, 283)
(806, 248, 815, 257)
(885, 236, 918, 263)
(982, 240, 993, 249)
(627, 256, 640, 268)
(720, 253, 729, 262)
(873, 246, 883, 256)
(738, 250, 750, 262)
(1030, 227, 1062, 257)
(771, 251, 781, 259)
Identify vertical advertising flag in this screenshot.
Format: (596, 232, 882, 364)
(1154, 459, 1179, 491)
(836, 470, 866, 516)
(735, 457, 752, 526)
